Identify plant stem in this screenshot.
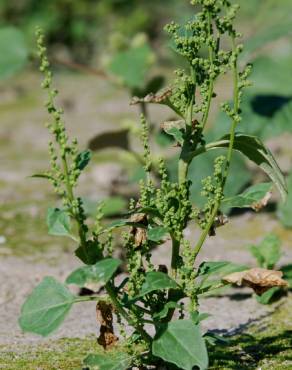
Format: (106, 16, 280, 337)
(192, 36, 240, 262)
(105, 283, 151, 343)
(201, 11, 214, 131)
(61, 156, 88, 251)
(170, 236, 180, 278)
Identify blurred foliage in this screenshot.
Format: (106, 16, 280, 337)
(0, 0, 184, 62)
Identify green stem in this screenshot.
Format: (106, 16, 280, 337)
(201, 11, 214, 131)
(62, 156, 87, 250)
(170, 237, 180, 278)
(192, 37, 240, 262)
(105, 283, 151, 343)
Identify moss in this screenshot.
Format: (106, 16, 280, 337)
(209, 296, 292, 369)
(0, 337, 102, 370)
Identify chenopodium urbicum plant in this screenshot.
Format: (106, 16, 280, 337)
(19, 1, 288, 369)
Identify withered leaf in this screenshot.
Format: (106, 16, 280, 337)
(96, 301, 118, 349)
(252, 191, 272, 212)
(130, 88, 172, 105)
(222, 267, 288, 295)
(129, 212, 148, 247)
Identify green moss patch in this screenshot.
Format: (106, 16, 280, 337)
(209, 297, 292, 369)
(0, 337, 102, 370)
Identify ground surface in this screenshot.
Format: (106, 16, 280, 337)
(0, 73, 292, 369)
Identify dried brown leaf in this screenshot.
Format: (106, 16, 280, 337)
(96, 301, 118, 349)
(252, 191, 272, 211)
(223, 268, 288, 295)
(130, 212, 148, 248)
(130, 88, 172, 105)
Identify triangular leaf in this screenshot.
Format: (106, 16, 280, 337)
(47, 208, 72, 237)
(138, 271, 179, 297)
(19, 277, 75, 336)
(152, 320, 208, 370)
(66, 258, 122, 287)
(147, 227, 168, 242)
(223, 182, 273, 210)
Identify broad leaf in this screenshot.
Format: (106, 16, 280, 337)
(0, 27, 28, 79)
(277, 171, 292, 228)
(88, 129, 130, 152)
(223, 182, 273, 210)
(152, 320, 208, 370)
(74, 240, 102, 265)
(75, 150, 91, 171)
(168, 151, 251, 208)
(196, 133, 287, 201)
(84, 352, 132, 370)
(108, 44, 154, 88)
(66, 258, 121, 287)
(138, 271, 179, 297)
(19, 277, 75, 336)
(47, 208, 72, 237)
(147, 227, 168, 242)
(249, 233, 281, 269)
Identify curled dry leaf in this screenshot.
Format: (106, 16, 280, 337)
(96, 301, 118, 349)
(130, 88, 172, 105)
(129, 212, 148, 247)
(222, 267, 288, 295)
(252, 190, 272, 212)
(160, 120, 184, 131)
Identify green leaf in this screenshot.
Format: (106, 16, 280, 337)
(82, 196, 127, 218)
(256, 287, 280, 305)
(0, 27, 28, 79)
(88, 129, 130, 152)
(84, 352, 132, 370)
(197, 133, 287, 201)
(19, 277, 75, 336)
(242, 21, 292, 60)
(74, 240, 102, 265)
(163, 127, 184, 145)
(31, 173, 54, 180)
(223, 182, 273, 209)
(250, 56, 292, 96)
(152, 320, 208, 370)
(153, 301, 181, 320)
(147, 227, 168, 242)
(198, 261, 248, 277)
(108, 44, 154, 88)
(47, 208, 72, 237)
(204, 332, 229, 346)
(277, 171, 292, 228)
(281, 264, 292, 287)
(75, 150, 91, 171)
(190, 311, 211, 324)
(138, 271, 179, 297)
(170, 150, 251, 209)
(249, 233, 281, 269)
(66, 258, 121, 287)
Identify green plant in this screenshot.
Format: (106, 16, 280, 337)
(248, 234, 292, 304)
(19, 1, 288, 369)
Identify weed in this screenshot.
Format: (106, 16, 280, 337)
(19, 1, 288, 369)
